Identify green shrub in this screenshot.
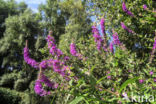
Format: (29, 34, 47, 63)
(0, 88, 21, 104)
(0, 72, 17, 88)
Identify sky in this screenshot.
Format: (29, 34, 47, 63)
(15, 0, 46, 12)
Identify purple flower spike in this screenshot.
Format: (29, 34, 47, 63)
(34, 80, 51, 96)
(24, 47, 39, 69)
(46, 35, 63, 58)
(40, 74, 58, 89)
(109, 42, 114, 53)
(121, 22, 134, 34)
(92, 26, 100, 35)
(122, 2, 134, 17)
(143, 4, 147, 10)
(39, 60, 48, 69)
(64, 56, 70, 61)
(52, 60, 62, 72)
(70, 43, 78, 56)
(154, 78, 156, 82)
(70, 43, 83, 59)
(100, 18, 105, 35)
(152, 39, 156, 50)
(113, 32, 121, 45)
(92, 26, 104, 51)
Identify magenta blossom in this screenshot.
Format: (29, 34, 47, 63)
(92, 26, 104, 51)
(122, 2, 134, 17)
(109, 42, 114, 53)
(92, 25, 100, 35)
(152, 39, 156, 50)
(107, 76, 111, 79)
(70, 43, 83, 59)
(34, 71, 58, 96)
(64, 56, 70, 61)
(100, 18, 105, 35)
(52, 60, 70, 79)
(70, 43, 78, 56)
(112, 88, 114, 91)
(46, 35, 63, 58)
(121, 22, 134, 34)
(24, 47, 39, 69)
(39, 60, 48, 69)
(139, 79, 144, 84)
(34, 80, 51, 96)
(113, 32, 121, 45)
(143, 4, 147, 10)
(40, 73, 58, 89)
(150, 71, 154, 75)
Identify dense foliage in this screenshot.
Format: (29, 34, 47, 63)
(0, 0, 155, 104)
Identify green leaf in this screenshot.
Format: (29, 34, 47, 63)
(90, 64, 96, 74)
(50, 95, 55, 104)
(96, 74, 111, 84)
(119, 77, 139, 94)
(89, 75, 97, 86)
(69, 96, 84, 104)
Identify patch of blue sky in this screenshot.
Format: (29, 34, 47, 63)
(15, 0, 46, 12)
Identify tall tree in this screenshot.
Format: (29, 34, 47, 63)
(0, 9, 42, 69)
(58, 0, 91, 52)
(38, 0, 66, 43)
(0, 0, 28, 70)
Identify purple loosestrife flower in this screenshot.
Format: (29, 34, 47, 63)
(152, 39, 156, 50)
(113, 32, 121, 45)
(52, 60, 63, 72)
(46, 59, 53, 67)
(109, 42, 114, 53)
(70, 43, 77, 56)
(154, 78, 156, 82)
(39, 60, 48, 69)
(46, 35, 55, 48)
(70, 43, 83, 59)
(122, 2, 134, 17)
(52, 60, 71, 80)
(92, 26, 104, 51)
(92, 25, 100, 35)
(100, 18, 105, 35)
(101, 18, 108, 48)
(150, 71, 154, 75)
(34, 69, 58, 96)
(112, 88, 114, 91)
(40, 73, 58, 89)
(34, 80, 51, 96)
(121, 22, 134, 34)
(64, 56, 70, 61)
(143, 4, 147, 10)
(139, 79, 144, 84)
(24, 47, 39, 69)
(46, 35, 63, 58)
(149, 38, 156, 63)
(107, 76, 111, 79)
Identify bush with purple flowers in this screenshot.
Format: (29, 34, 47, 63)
(21, 0, 156, 104)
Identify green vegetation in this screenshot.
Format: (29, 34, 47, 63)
(0, 0, 155, 104)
